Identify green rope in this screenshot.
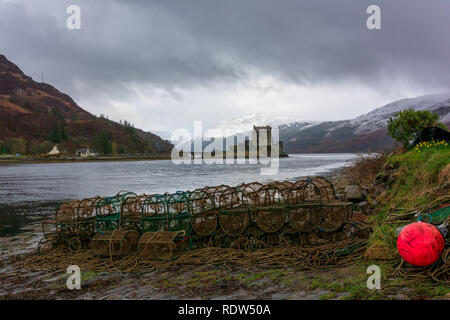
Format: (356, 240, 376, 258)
(418, 204, 450, 225)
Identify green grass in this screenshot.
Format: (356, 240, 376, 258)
(410, 282, 450, 299)
(319, 292, 337, 300)
(369, 224, 397, 249)
(382, 145, 449, 210)
(0, 154, 25, 158)
(300, 264, 397, 300)
(242, 269, 284, 284)
(80, 270, 99, 282)
(369, 146, 449, 251)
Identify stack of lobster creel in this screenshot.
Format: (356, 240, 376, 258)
(41, 177, 354, 260)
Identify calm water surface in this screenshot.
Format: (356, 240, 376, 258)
(0, 154, 355, 203)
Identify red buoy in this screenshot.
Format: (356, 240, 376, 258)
(397, 222, 445, 266)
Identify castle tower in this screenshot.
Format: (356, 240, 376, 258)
(252, 125, 286, 158)
(253, 125, 272, 157)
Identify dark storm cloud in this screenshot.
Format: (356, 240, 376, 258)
(0, 0, 449, 115)
(146, 0, 450, 88)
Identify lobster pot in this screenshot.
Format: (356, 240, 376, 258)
(142, 194, 165, 216)
(142, 194, 168, 232)
(115, 191, 138, 203)
(287, 177, 337, 203)
(254, 205, 286, 233)
(189, 190, 218, 236)
(77, 197, 100, 220)
(95, 197, 122, 232)
(41, 220, 57, 241)
(344, 202, 353, 221)
(139, 230, 187, 260)
(307, 228, 349, 246)
(91, 230, 140, 257)
(204, 185, 230, 207)
(167, 192, 190, 215)
(251, 183, 286, 233)
(219, 207, 251, 236)
(120, 196, 144, 232)
(167, 213, 192, 235)
(142, 213, 169, 232)
(287, 180, 308, 204)
(309, 176, 336, 201)
(239, 182, 263, 207)
(273, 181, 293, 204)
(287, 203, 322, 233)
(318, 202, 353, 232)
(56, 200, 79, 223)
(73, 220, 96, 240)
(281, 224, 299, 235)
(191, 208, 218, 236)
(121, 196, 143, 220)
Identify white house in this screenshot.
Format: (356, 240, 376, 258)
(75, 148, 96, 158)
(47, 145, 60, 155)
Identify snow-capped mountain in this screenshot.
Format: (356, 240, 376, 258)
(281, 92, 450, 153)
(155, 115, 306, 148)
(204, 114, 307, 138)
(349, 92, 450, 134)
(163, 92, 450, 153)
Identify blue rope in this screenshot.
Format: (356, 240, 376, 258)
(418, 214, 432, 223)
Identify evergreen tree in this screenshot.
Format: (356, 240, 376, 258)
(60, 124, 68, 141)
(48, 122, 61, 143)
(92, 130, 112, 154)
(387, 108, 444, 148)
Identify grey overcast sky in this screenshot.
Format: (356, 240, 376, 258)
(1, 0, 450, 132)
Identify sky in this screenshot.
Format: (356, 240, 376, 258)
(1, 0, 450, 134)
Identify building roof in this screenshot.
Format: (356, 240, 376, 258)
(47, 145, 60, 155)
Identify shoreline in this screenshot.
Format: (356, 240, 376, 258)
(0, 155, 172, 165)
(0, 154, 295, 165)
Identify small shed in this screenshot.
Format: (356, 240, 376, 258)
(412, 126, 450, 146)
(47, 145, 60, 155)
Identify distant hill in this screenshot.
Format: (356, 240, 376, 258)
(204, 94, 450, 153)
(0, 54, 172, 155)
(280, 93, 450, 153)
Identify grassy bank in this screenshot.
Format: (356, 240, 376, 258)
(378, 144, 449, 211)
(369, 143, 449, 257)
